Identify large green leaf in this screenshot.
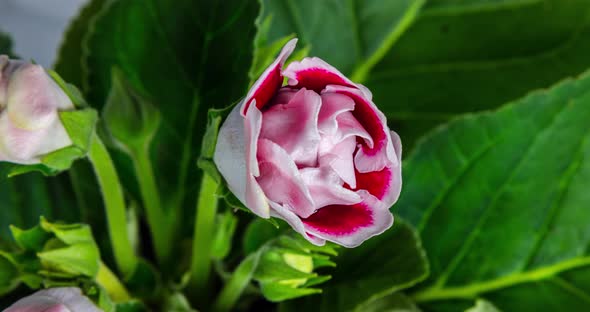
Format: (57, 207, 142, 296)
(394, 69, 590, 310)
(261, 0, 590, 151)
(80, 0, 259, 242)
(280, 220, 428, 311)
(258, 0, 425, 79)
(367, 0, 590, 149)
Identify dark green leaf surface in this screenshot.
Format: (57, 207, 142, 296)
(0, 30, 14, 56)
(83, 0, 259, 239)
(395, 69, 590, 310)
(367, 0, 590, 149)
(259, 0, 425, 80)
(280, 220, 428, 311)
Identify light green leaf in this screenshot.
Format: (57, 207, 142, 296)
(280, 220, 428, 311)
(366, 0, 590, 149)
(395, 69, 590, 310)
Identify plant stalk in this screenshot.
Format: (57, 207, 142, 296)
(88, 133, 137, 277)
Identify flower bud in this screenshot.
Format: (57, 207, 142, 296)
(0, 55, 74, 164)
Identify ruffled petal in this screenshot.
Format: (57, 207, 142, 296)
(300, 166, 361, 209)
(317, 92, 355, 136)
(241, 39, 297, 115)
(214, 103, 270, 218)
(318, 136, 357, 188)
(257, 139, 315, 218)
(302, 191, 394, 248)
(260, 88, 321, 167)
(269, 201, 326, 246)
(283, 57, 363, 94)
(323, 85, 397, 173)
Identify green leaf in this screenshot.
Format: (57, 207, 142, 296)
(280, 220, 428, 311)
(366, 0, 590, 149)
(53, 0, 106, 85)
(0, 30, 15, 57)
(356, 293, 421, 312)
(0, 253, 19, 295)
(465, 299, 501, 312)
(82, 0, 260, 240)
(258, 0, 425, 80)
(394, 69, 590, 310)
(211, 211, 238, 260)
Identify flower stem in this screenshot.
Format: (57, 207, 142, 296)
(130, 146, 170, 265)
(88, 133, 137, 277)
(189, 173, 219, 298)
(212, 252, 260, 312)
(96, 261, 131, 302)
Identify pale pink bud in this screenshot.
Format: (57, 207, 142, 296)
(0, 55, 74, 164)
(3, 287, 102, 312)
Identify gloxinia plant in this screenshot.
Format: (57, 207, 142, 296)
(215, 39, 402, 247)
(2, 1, 590, 311)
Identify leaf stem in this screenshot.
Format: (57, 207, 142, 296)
(87, 133, 137, 277)
(96, 261, 131, 302)
(212, 252, 260, 312)
(130, 146, 170, 265)
(189, 173, 219, 300)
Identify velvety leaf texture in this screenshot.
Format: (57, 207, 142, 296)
(280, 220, 428, 311)
(82, 0, 258, 238)
(396, 69, 590, 310)
(367, 0, 590, 149)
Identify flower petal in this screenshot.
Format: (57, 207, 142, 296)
(318, 136, 357, 188)
(283, 57, 357, 93)
(260, 88, 321, 167)
(241, 39, 297, 115)
(257, 139, 315, 218)
(300, 166, 362, 209)
(7, 64, 73, 130)
(214, 103, 270, 218)
(302, 191, 394, 248)
(323, 84, 397, 173)
(269, 201, 326, 246)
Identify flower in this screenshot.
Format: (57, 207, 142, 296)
(214, 39, 402, 247)
(0, 55, 74, 164)
(4, 287, 102, 312)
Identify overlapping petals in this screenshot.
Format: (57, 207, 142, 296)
(214, 39, 401, 247)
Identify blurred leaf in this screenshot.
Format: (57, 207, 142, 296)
(0, 253, 19, 295)
(53, 0, 106, 85)
(465, 299, 501, 312)
(367, 0, 590, 149)
(242, 218, 282, 255)
(258, 0, 425, 79)
(357, 293, 421, 312)
(0, 30, 15, 57)
(394, 69, 590, 310)
(281, 220, 428, 311)
(81, 0, 259, 243)
(211, 211, 238, 260)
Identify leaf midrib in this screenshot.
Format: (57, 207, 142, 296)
(412, 256, 590, 302)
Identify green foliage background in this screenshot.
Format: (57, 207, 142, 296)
(3, 0, 590, 311)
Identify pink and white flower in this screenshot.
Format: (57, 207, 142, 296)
(4, 287, 102, 312)
(214, 39, 402, 247)
(0, 55, 74, 164)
